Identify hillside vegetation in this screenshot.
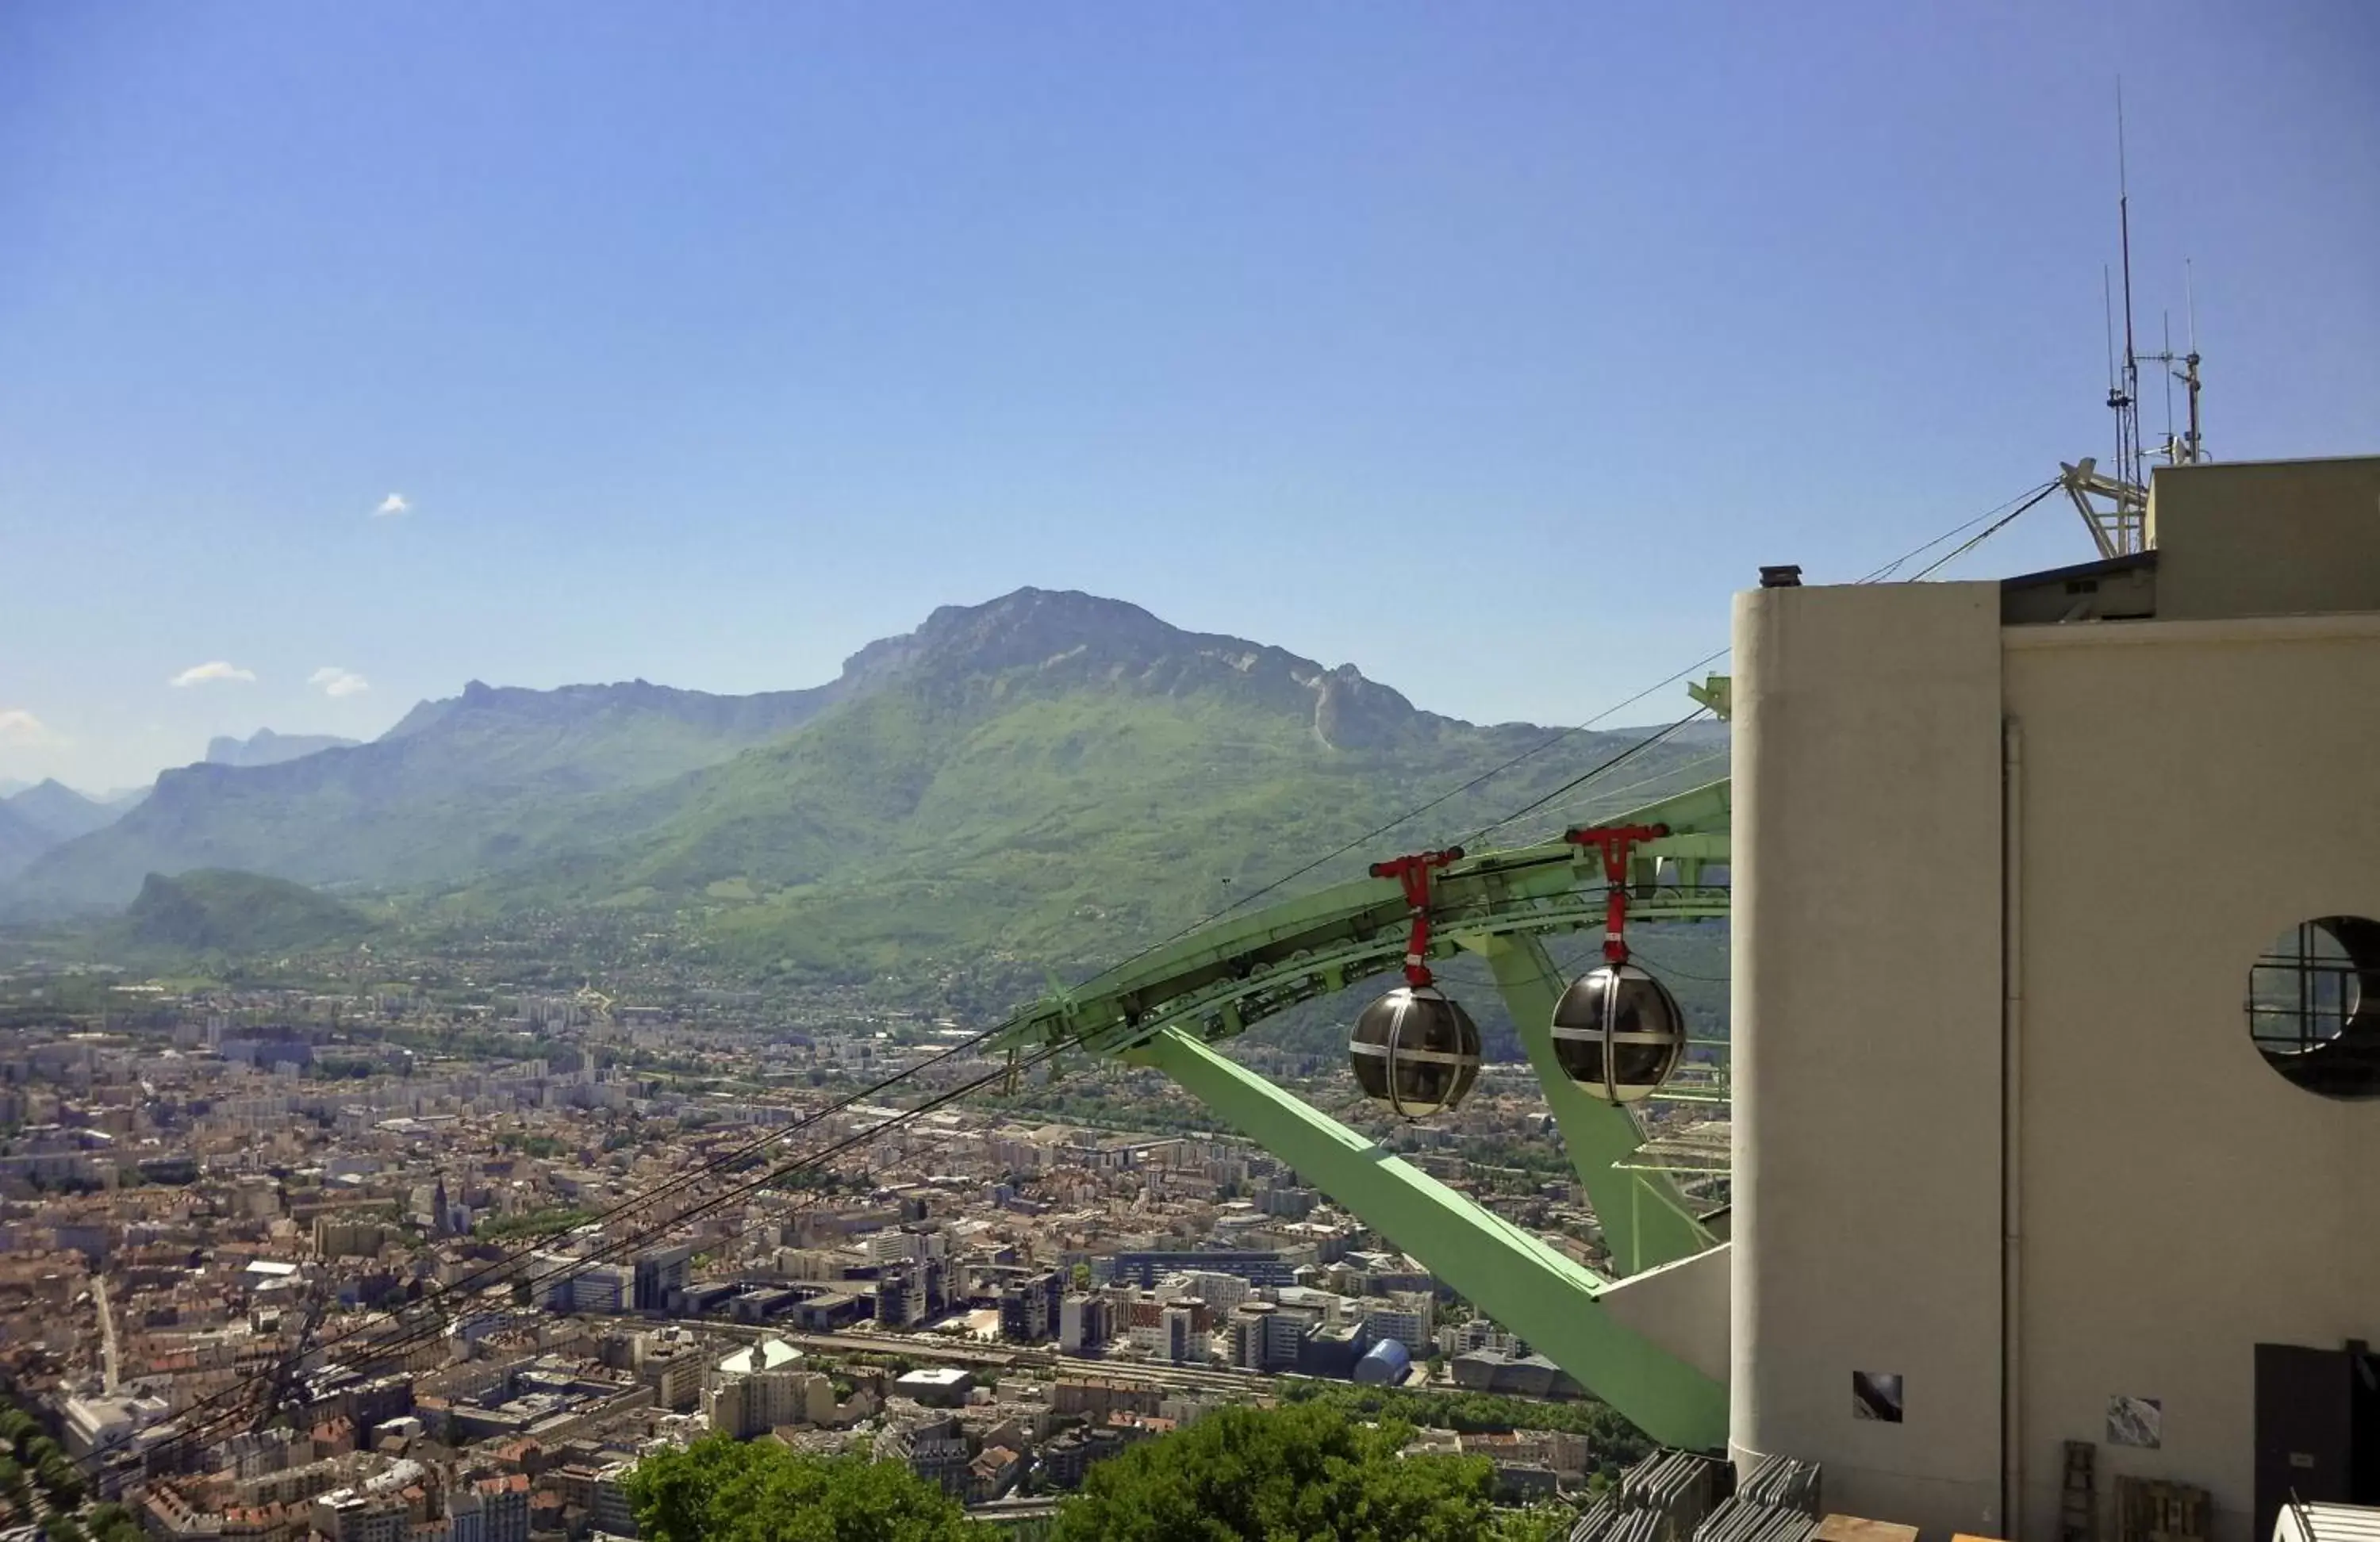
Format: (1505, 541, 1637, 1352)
(117, 869, 373, 955)
(433, 589, 1722, 984)
(622, 1406, 1570, 1542)
(6, 589, 1726, 997)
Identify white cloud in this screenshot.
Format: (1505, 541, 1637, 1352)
(0, 709, 53, 745)
(374, 493, 410, 517)
(309, 666, 370, 698)
(168, 661, 257, 688)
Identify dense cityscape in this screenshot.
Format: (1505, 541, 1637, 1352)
(12, 5, 2371, 1539)
(0, 949, 1668, 1540)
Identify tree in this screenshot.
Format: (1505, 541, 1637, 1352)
(35, 1449, 82, 1508)
(1051, 1402, 1499, 1542)
(1495, 1505, 1582, 1542)
(624, 1433, 976, 1542)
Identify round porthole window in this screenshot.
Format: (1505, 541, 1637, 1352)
(2246, 916, 2380, 1099)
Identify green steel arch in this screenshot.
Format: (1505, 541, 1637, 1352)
(990, 773, 1733, 1448)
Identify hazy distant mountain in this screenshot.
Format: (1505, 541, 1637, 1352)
(0, 780, 139, 880)
(13, 677, 851, 907)
(4, 780, 125, 843)
(0, 779, 29, 799)
(0, 802, 48, 883)
(205, 728, 360, 768)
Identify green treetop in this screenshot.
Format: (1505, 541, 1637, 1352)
(1051, 1401, 1502, 1542)
(624, 1435, 973, 1542)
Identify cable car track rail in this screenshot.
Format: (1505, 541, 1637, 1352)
(988, 777, 1729, 1065)
(983, 773, 1736, 1450)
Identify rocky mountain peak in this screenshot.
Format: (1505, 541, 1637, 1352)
(831, 586, 1443, 749)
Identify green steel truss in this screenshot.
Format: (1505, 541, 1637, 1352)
(990, 776, 1733, 1448)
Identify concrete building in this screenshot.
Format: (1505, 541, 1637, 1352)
(705, 1339, 835, 1437)
(1039, 1425, 1126, 1490)
(311, 1493, 405, 1542)
(892, 1367, 973, 1408)
(637, 1344, 701, 1413)
(998, 1269, 1063, 1344)
(589, 1463, 638, 1539)
(1059, 1292, 1111, 1353)
(476, 1476, 528, 1542)
(875, 1267, 925, 1328)
(63, 1391, 168, 1457)
(1729, 456, 2380, 1542)
(631, 1245, 693, 1313)
(445, 1490, 484, 1542)
(1361, 1291, 1434, 1356)
(1226, 1302, 1278, 1371)
(536, 1256, 631, 1315)
(874, 1414, 970, 1498)
(1103, 1250, 1293, 1288)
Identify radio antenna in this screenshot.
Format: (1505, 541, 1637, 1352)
(2059, 79, 2207, 557)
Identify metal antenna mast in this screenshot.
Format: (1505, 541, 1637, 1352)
(2182, 259, 2204, 462)
(2059, 82, 2205, 559)
(2117, 81, 2142, 502)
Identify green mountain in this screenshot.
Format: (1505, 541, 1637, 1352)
(3, 780, 125, 843)
(439, 589, 1726, 986)
(7, 590, 1729, 995)
(118, 869, 371, 954)
(13, 678, 849, 909)
(204, 727, 359, 768)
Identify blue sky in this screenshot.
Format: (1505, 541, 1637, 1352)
(4, 1, 2375, 790)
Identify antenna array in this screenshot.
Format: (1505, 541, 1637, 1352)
(2058, 84, 2205, 561)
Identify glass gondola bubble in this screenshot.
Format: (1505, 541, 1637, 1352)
(1551, 962, 1687, 1104)
(1348, 985, 1481, 1119)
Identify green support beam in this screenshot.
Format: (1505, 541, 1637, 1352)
(1468, 931, 1712, 1275)
(984, 775, 1736, 1438)
(1130, 1026, 1728, 1452)
(988, 777, 1733, 1068)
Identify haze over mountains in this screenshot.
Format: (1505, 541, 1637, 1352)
(205, 727, 360, 769)
(4, 588, 1726, 976)
(0, 780, 132, 882)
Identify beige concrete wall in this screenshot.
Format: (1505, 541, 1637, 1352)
(2004, 615, 2380, 1542)
(2149, 457, 2380, 621)
(1731, 581, 2009, 1535)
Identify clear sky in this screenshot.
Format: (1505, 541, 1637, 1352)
(4, 2, 2375, 791)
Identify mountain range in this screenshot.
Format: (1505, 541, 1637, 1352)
(5, 589, 1728, 980)
(0, 781, 136, 883)
(205, 727, 360, 768)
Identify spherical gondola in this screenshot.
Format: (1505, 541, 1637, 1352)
(1550, 962, 1686, 1104)
(1348, 985, 1481, 1118)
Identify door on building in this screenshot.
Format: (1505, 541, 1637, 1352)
(2254, 1343, 2380, 1542)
